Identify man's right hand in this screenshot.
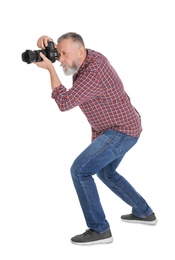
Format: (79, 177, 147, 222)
(37, 35, 55, 49)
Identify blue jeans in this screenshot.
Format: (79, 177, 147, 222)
(71, 130, 153, 233)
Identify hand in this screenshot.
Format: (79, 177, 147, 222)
(34, 52, 53, 70)
(37, 35, 56, 49)
(34, 52, 61, 91)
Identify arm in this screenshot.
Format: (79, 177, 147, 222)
(34, 52, 61, 91)
(52, 70, 103, 111)
(35, 35, 60, 91)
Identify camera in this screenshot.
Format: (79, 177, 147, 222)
(21, 41, 59, 64)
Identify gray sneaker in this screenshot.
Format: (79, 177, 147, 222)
(121, 212, 157, 225)
(71, 229, 113, 245)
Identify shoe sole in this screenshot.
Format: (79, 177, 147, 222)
(121, 219, 158, 225)
(71, 236, 113, 245)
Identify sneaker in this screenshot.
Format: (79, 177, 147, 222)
(121, 212, 157, 225)
(71, 228, 113, 245)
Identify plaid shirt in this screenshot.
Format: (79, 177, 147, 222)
(52, 49, 142, 141)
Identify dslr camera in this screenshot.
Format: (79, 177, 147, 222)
(22, 41, 59, 64)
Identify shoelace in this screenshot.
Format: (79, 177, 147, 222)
(83, 229, 94, 236)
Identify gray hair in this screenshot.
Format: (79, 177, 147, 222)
(57, 32, 85, 47)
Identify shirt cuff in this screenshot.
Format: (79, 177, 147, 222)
(51, 85, 64, 99)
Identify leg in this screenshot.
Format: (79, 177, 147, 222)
(71, 130, 145, 232)
(97, 157, 153, 218)
(70, 132, 117, 233)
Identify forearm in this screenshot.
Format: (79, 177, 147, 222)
(34, 52, 62, 91)
(48, 66, 62, 91)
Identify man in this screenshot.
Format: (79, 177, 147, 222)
(35, 32, 157, 245)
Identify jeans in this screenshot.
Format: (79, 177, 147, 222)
(71, 130, 153, 233)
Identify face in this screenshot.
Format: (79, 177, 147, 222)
(57, 38, 83, 76)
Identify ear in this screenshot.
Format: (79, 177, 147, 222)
(79, 46, 85, 57)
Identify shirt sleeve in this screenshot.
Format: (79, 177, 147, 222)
(51, 70, 103, 111)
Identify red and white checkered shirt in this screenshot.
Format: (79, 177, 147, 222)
(52, 49, 142, 141)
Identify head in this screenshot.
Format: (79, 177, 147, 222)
(57, 32, 86, 76)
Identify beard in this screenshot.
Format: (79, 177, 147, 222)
(61, 61, 79, 76)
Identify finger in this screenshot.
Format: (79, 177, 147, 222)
(44, 38, 49, 48)
(40, 52, 50, 62)
(33, 61, 40, 67)
(37, 36, 54, 49)
(40, 52, 45, 58)
(37, 38, 43, 49)
(40, 37, 47, 49)
(37, 36, 47, 49)
(44, 37, 55, 47)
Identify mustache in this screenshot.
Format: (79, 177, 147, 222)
(60, 63, 68, 67)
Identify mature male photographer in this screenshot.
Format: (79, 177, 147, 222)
(32, 32, 157, 245)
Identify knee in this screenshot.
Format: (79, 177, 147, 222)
(70, 159, 83, 181)
(97, 169, 106, 181)
(97, 167, 120, 183)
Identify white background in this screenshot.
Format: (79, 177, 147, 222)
(0, 0, 175, 259)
